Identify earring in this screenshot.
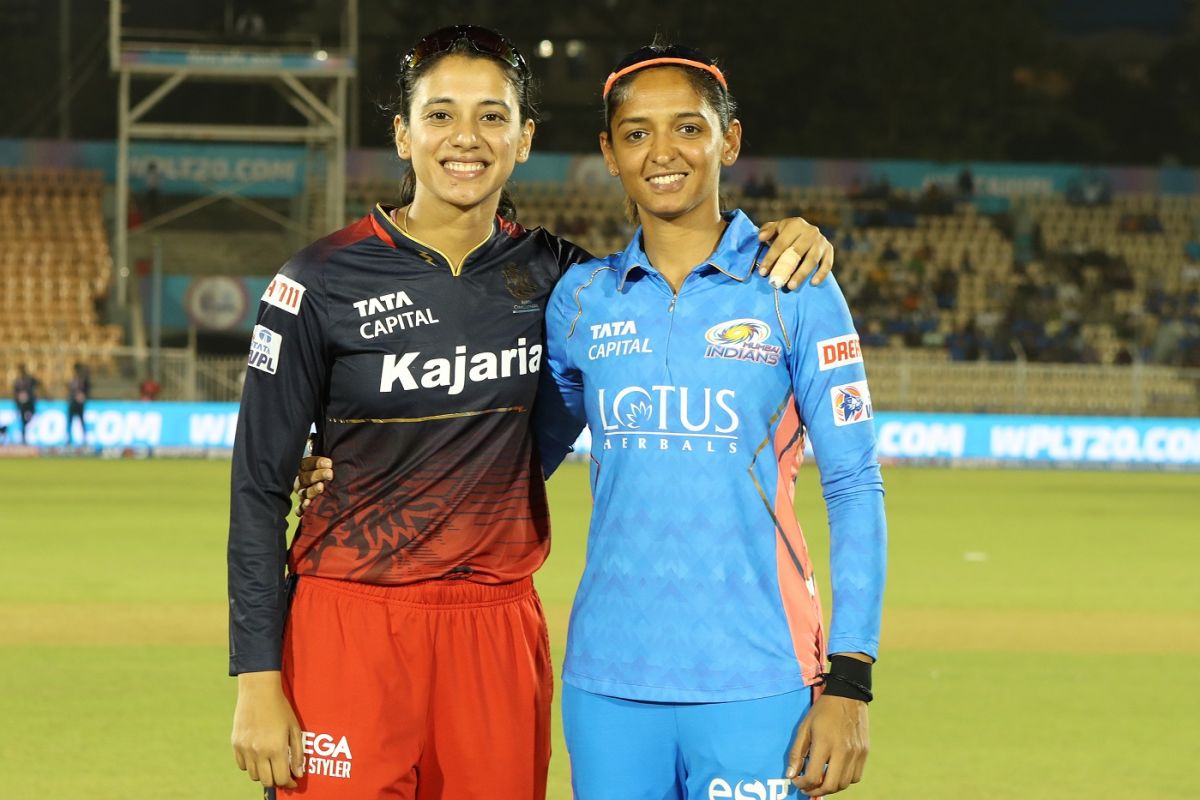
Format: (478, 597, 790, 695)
(610, 169, 619, 176)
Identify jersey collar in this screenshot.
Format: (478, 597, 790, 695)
(616, 209, 763, 290)
(370, 203, 502, 277)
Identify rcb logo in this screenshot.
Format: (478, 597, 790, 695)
(501, 263, 539, 302)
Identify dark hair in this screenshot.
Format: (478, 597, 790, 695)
(603, 38, 737, 222)
(388, 34, 538, 221)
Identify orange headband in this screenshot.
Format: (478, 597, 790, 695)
(602, 57, 728, 99)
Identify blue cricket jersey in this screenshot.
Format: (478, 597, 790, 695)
(539, 210, 887, 703)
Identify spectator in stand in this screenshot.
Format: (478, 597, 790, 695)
(881, 238, 899, 263)
(144, 161, 161, 216)
(918, 182, 953, 215)
(127, 199, 143, 231)
(12, 364, 38, 444)
(66, 363, 90, 446)
(742, 172, 763, 198)
(870, 174, 891, 200)
(906, 243, 929, 280)
(1153, 316, 1186, 365)
(957, 167, 975, 199)
(958, 247, 974, 275)
(947, 320, 981, 362)
(1081, 170, 1111, 206)
(139, 375, 161, 402)
(1182, 255, 1200, 287)
(759, 172, 778, 199)
(933, 264, 958, 310)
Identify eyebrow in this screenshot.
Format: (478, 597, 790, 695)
(422, 97, 513, 112)
(617, 112, 706, 126)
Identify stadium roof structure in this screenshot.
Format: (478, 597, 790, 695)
(107, 0, 357, 311)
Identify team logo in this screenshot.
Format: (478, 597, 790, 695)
(705, 318, 771, 346)
(247, 325, 282, 375)
(707, 777, 791, 800)
(502, 262, 541, 314)
(184, 276, 249, 331)
(817, 333, 863, 371)
(501, 263, 539, 302)
(704, 318, 781, 366)
(261, 274, 305, 315)
(831, 380, 873, 426)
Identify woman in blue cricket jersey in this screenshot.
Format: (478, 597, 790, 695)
(531, 43, 888, 799)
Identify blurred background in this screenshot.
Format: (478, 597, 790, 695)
(0, 2, 1197, 799)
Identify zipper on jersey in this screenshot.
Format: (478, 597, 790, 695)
(662, 272, 698, 381)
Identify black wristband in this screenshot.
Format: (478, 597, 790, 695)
(820, 655, 873, 703)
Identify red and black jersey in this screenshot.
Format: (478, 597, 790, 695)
(228, 204, 592, 674)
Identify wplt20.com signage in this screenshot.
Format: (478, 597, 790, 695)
(2, 404, 1198, 468)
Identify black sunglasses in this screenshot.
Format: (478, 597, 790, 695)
(401, 25, 530, 81)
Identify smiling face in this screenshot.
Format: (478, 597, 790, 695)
(394, 54, 534, 213)
(601, 67, 740, 224)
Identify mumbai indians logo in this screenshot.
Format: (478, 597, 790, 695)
(703, 318, 782, 366)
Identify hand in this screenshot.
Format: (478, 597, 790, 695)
(293, 456, 333, 517)
(786, 694, 869, 796)
(756, 217, 835, 290)
(231, 671, 305, 789)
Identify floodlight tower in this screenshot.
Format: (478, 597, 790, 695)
(108, 0, 358, 306)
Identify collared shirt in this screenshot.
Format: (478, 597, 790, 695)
(228, 205, 591, 674)
(540, 209, 886, 703)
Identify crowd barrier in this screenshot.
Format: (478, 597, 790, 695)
(2, 402, 1198, 468)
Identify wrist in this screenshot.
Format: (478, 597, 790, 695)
(821, 654, 873, 703)
(236, 670, 283, 693)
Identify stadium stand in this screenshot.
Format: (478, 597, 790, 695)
(0, 167, 120, 398)
(0, 169, 1194, 415)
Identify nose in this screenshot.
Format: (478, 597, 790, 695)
(648, 132, 677, 166)
(450, 118, 481, 148)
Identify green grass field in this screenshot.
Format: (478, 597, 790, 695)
(1, 460, 1197, 799)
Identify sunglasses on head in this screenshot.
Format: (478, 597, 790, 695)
(402, 25, 530, 82)
(603, 44, 728, 99)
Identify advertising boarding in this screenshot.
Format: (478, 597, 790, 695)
(2, 403, 1198, 468)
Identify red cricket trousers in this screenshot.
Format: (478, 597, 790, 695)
(277, 575, 553, 799)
